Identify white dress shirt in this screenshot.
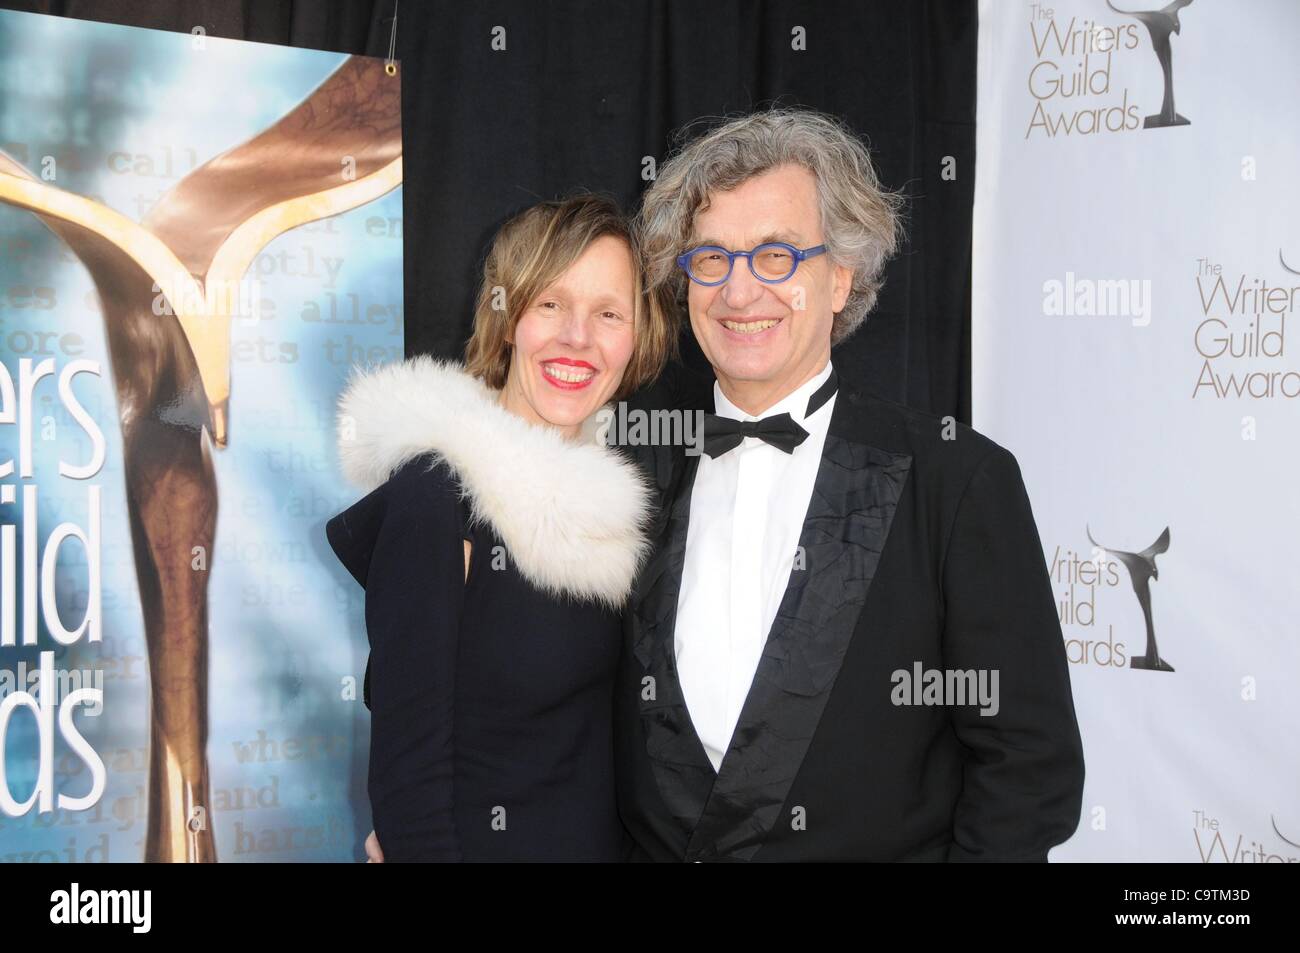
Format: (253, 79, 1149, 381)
(674, 360, 837, 773)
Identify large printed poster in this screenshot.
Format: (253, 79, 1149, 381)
(974, 0, 1299, 861)
(0, 10, 403, 861)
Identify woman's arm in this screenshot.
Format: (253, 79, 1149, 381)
(328, 455, 466, 861)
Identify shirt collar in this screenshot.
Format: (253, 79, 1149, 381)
(713, 360, 835, 425)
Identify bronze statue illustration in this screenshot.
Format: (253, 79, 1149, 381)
(0, 54, 403, 860)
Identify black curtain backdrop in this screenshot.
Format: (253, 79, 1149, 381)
(0, 0, 976, 421)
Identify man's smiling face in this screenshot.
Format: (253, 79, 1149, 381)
(686, 162, 853, 412)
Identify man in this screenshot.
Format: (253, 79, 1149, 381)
(612, 108, 1084, 861)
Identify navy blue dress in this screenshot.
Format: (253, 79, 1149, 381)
(326, 453, 628, 861)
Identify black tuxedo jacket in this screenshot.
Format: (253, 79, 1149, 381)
(614, 368, 1086, 861)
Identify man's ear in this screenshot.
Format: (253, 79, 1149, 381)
(831, 262, 853, 314)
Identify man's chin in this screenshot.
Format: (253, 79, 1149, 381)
(710, 352, 787, 386)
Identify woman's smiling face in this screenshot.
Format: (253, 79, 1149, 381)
(499, 234, 638, 437)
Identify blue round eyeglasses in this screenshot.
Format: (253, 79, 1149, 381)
(676, 242, 827, 286)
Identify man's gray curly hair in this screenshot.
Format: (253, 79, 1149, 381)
(636, 107, 905, 345)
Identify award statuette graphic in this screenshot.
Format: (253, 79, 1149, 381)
(0, 55, 402, 861)
(1087, 525, 1174, 672)
(1107, 0, 1194, 128)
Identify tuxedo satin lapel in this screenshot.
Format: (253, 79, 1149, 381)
(686, 419, 913, 861)
(630, 452, 718, 834)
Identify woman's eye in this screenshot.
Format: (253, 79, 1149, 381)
(601, 311, 625, 321)
(539, 301, 559, 310)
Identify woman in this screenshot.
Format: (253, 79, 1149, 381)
(325, 195, 674, 861)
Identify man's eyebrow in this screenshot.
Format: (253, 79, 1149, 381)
(756, 230, 807, 246)
(687, 231, 807, 249)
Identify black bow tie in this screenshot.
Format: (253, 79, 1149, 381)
(700, 367, 839, 460)
(702, 412, 808, 458)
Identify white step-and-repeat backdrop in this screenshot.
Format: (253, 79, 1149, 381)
(974, 0, 1299, 861)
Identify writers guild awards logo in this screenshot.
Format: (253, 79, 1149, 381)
(1087, 525, 1175, 672)
(1107, 0, 1194, 128)
(1282, 249, 1300, 276)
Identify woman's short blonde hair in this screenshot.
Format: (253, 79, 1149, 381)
(465, 194, 676, 401)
